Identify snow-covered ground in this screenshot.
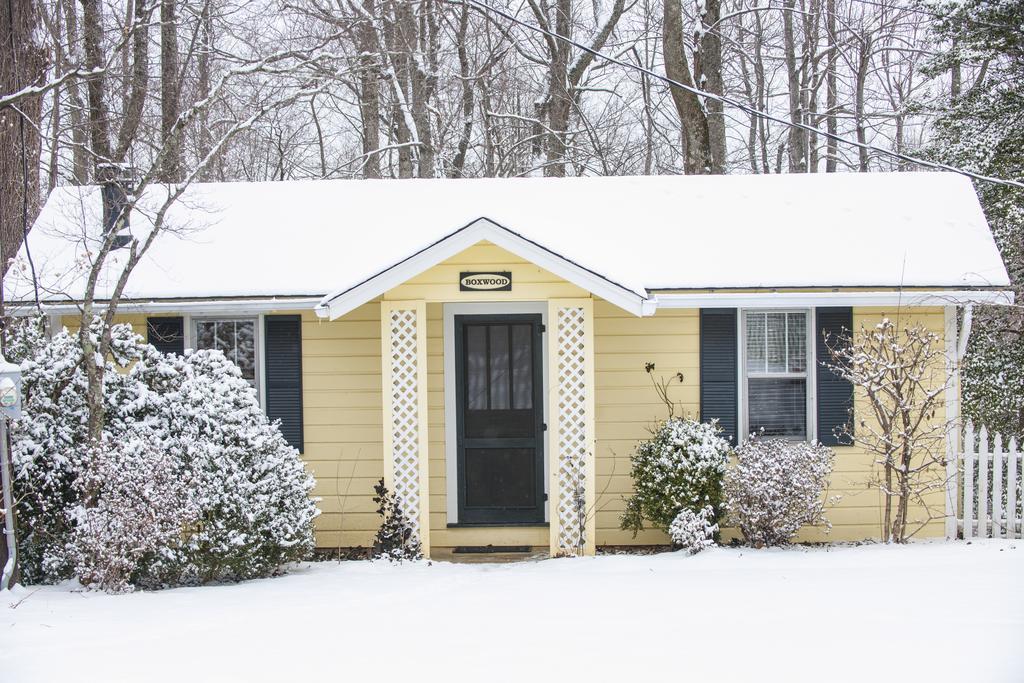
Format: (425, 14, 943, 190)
(3, 541, 1022, 682)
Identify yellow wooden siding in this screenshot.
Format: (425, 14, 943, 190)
(298, 304, 384, 549)
(56, 251, 951, 548)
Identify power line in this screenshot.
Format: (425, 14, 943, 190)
(465, 0, 1024, 190)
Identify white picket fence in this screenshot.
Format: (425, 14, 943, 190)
(959, 423, 1024, 539)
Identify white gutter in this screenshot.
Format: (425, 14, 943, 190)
(26, 297, 324, 317)
(652, 290, 1014, 309)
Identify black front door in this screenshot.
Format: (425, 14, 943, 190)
(455, 314, 545, 525)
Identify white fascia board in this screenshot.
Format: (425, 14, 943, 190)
(651, 290, 1015, 309)
(317, 218, 651, 319)
(28, 296, 323, 317)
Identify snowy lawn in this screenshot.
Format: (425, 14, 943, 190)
(3, 541, 1022, 683)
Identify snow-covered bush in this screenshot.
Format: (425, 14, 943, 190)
(69, 440, 196, 593)
(668, 506, 717, 554)
(620, 417, 730, 536)
(725, 436, 835, 547)
(371, 479, 422, 561)
(7, 320, 319, 588)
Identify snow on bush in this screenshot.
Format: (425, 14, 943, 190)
(620, 417, 730, 536)
(69, 440, 196, 593)
(371, 479, 422, 561)
(724, 435, 835, 547)
(668, 506, 717, 554)
(6, 319, 319, 589)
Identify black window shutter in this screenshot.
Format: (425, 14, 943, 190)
(700, 308, 738, 444)
(146, 317, 184, 355)
(815, 307, 854, 446)
(264, 315, 304, 452)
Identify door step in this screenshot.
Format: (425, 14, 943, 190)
(453, 545, 532, 554)
(442, 545, 546, 564)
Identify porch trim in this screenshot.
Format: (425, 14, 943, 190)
(547, 298, 596, 556)
(317, 218, 651, 320)
(381, 300, 431, 556)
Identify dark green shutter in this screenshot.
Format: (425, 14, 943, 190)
(146, 317, 184, 355)
(815, 307, 854, 446)
(700, 308, 738, 444)
(264, 315, 304, 452)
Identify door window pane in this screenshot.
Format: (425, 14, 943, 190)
(489, 325, 510, 410)
(511, 324, 533, 410)
(466, 325, 488, 410)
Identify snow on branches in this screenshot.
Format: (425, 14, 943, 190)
(668, 506, 717, 554)
(826, 318, 949, 543)
(725, 436, 835, 547)
(6, 319, 319, 590)
(621, 416, 730, 536)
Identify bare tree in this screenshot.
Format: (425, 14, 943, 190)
(828, 318, 951, 542)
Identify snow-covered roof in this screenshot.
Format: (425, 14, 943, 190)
(6, 172, 1010, 317)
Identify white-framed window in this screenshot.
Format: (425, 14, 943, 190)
(193, 317, 260, 392)
(741, 310, 814, 441)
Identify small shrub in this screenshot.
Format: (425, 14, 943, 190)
(668, 506, 717, 554)
(69, 440, 197, 593)
(725, 436, 835, 547)
(621, 417, 730, 535)
(371, 479, 422, 561)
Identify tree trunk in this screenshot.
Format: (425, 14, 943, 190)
(854, 33, 871, 172)
(0, 0, 47, 273)
(451, 0, 474, 178)
(160, 0, 181, 181)
(663, 0, 712, 174)
(699, 0, 725, 173)
(783, 0, 806, 172)
(544, 0, 572, 177)
(357, 0, 381, 178)
(825, 0, 837, 172)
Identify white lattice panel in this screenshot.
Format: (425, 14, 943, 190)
(389, 308, 421, 544)
(556, 306, 588, 553)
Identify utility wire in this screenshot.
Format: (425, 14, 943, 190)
(465, 0, 1024, 190)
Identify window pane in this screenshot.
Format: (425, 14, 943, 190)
(489, 325, 510, 410)
(234, 321, 256, 380)
(511, 324, 533, 409)
(196, 321, 216, 351)
(196, 320, 256, 382)
(748, 377, 807, 438)
(746, 313, 766, 373)
(766, 312, 787, 373)
(787, 312, 807, 373)
(466, 325, 487, 410)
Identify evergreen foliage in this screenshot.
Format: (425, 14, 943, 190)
(926, 0, 1024, 437)
(620, 417, 730, 536)
(6, 319, 319, 589)
(371, 479, 422, 561)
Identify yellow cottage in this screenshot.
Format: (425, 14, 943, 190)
(10, 172, 1012, 558)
